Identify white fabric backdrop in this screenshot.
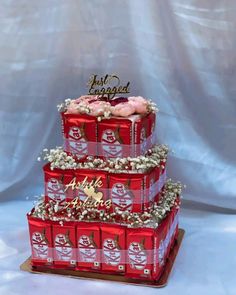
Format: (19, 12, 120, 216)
(1, 0, 236, 209)
(0, 1, 236, 294)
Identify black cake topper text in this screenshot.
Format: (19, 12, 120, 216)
(87, 74, 130, 99)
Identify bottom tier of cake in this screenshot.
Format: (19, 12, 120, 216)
(27, 205, 179, 282)
(22, 229, 184, 288)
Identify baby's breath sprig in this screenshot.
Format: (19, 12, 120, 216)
(39, 144, 169, 173)
(57, 98, 72, 112)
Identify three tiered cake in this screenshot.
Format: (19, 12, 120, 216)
(27, 78, 183, 283)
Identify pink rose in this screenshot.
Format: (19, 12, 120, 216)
(89, 101, 110, 116)
(110, 97, 128, 106)
(66, 100, 90, 114)
(65, 101, 80, 114)
(128, 96, 148, 114)
(74, 95, 99, 105)
(111, 102, 135, 117)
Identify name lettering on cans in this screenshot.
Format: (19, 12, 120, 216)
(64, 176, 112, 210)
(64, 176, 103, 192)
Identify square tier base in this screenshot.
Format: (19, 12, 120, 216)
(20, 229, 184, 288)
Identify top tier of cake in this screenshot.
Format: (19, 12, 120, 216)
(58, 95, 158, 159)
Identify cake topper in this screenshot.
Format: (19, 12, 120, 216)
(87, 74, 130, 100)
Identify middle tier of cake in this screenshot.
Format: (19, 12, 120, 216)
(42, 144, 168, 214)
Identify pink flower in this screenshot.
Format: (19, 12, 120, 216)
(74, 95, 98, 104)
(128, 96, 148, 114)
(89, 101, 110, 116)
(65, 101, 80, 114)
(110, 97, 129, 106)
(111, 102, 135, 117)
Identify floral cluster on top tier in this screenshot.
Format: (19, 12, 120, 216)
(57, 95, 158, 119)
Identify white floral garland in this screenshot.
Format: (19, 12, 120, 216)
(38, 144, 168, 173)
(30, 180, 184, 228)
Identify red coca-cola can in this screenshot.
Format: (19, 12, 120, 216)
(108, 173, 144, 213)
(61, 113, 97, 159)
(27, 214, 53, 267)
(52, 222, 77, 268)
(44, 163, 75, 204)
(101, 224, 126, 273)
(77, 222, 101, 271)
